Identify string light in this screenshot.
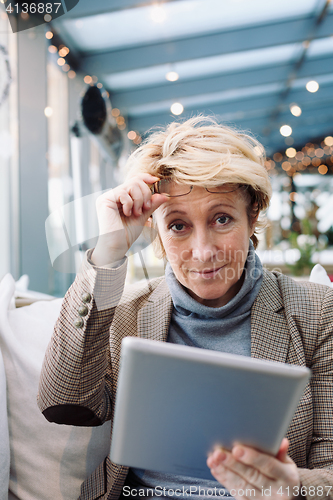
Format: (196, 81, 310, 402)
(273, 152, 283, 162)
(289, 104, 302, 117)
(302, 157, 311, 166)
(111, 108, 120, 117)
(282, 161, 291, 171)
(84, 75, 92, 84)
(57, 58, 65, 66)
(318, 165, 328, 175)
(45, 31, 53, 39)
(48, 45, 57, 54)
(58, 47, 69, 57)
(170, 102, 184, 115)
(286, 147, 296, 158)
(280, 125, 292, 137)
(68, 70, 76, 79)
(150, 4, 167, 23)
(324, 136, 333, 146)
(269, 133, 332, 179)
(44, 107, 53, 117)
(166, 71, 179, 82)
(306, 80, 319, 93)
(265, 160, 275, 170)
(127, 131, 137, 141)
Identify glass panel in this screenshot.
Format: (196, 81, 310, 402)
(60, 0, 318, 52)
(46, 61, 73, 295)
(105, 43, 300, 91)
(0, 5, 18, 280)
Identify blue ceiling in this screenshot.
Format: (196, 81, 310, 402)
(52, 0, 333, 156)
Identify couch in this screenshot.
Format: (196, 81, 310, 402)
(0, 274, 111, 500)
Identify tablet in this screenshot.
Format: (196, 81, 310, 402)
(110, 337, 310, 479)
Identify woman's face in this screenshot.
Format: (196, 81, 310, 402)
(154, 186, 256, 308)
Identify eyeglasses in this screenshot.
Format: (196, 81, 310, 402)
(152, 179, 240, 198)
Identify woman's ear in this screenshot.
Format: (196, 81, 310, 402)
(250, 203, 259, 236)
(251, 219, 259, 236)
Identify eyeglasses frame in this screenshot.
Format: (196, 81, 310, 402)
(152, 180, 240, 198)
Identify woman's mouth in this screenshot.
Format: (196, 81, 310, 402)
(189, 266, 224, 279)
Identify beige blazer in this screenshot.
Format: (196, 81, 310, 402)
(38, 256, 333, 500)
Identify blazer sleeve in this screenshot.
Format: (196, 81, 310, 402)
(37, 252, 128, 426)
(298, 286, 333, 498)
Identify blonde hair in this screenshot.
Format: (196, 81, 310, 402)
(126, 115, 272, 257)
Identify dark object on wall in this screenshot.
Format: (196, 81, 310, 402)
(81, 86, 107, 134)
(80, 85, 123, 161)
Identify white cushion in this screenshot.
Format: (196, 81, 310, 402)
(309, 264, 333, 287)
(0, 274, 111, 500)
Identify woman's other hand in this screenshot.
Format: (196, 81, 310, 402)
(91, 173, 167, 266)
(207, 438, 300, 499)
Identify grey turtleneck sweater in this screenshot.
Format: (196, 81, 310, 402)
(123, 242, 263, 499)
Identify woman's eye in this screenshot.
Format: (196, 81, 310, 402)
(170, 223, 185, 232)
(216, 215, 230, 225)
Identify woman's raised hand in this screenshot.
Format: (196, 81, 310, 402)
(91, 173, 168, 266)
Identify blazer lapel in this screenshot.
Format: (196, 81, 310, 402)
(251, 269, 290, 363)
(137, 279, 173, 342)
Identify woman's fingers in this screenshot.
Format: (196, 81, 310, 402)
(231, 445, 297, 483)
(207, 443, 300, 500)
(128, 182, 150, 217)
(208, 448, 273, 488)
(118, 190, 134, 217)
(208, 449, 262, 499)
(275, 438, 291, 463)
(114, 174, 159, 218)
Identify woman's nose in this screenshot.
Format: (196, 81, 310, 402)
(191, 231, 217, 262)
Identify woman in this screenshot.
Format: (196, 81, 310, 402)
(38, 116, 333, 500)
